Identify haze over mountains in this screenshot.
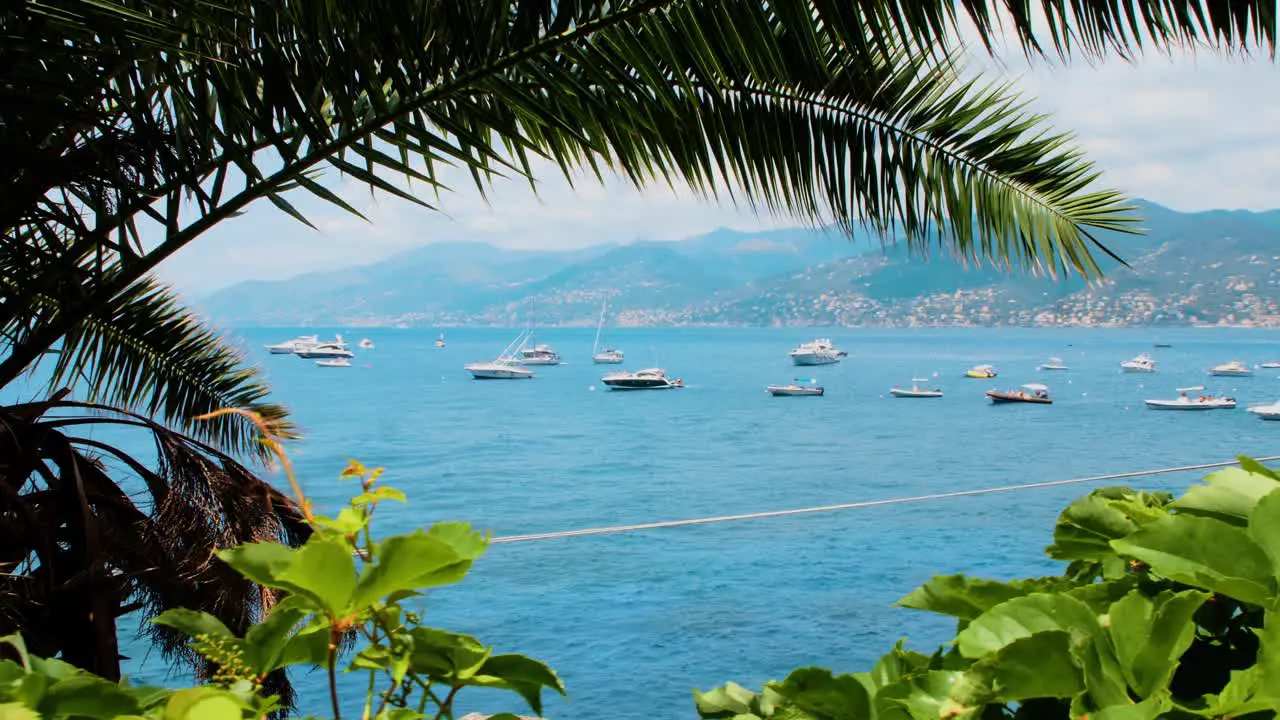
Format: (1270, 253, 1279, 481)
(199, 200, 1280, 328)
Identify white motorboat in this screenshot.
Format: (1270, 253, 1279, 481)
(315, 358, 351, 368)
(1038, 357, 1069, 371)
(518, 343, 561, 366)
(1121, 353, 1157, 373)
(987, 383, 1053, 405)
(1260, 361, 1280, 369)
(265, 334, 319, 354)
(465, 329, 534, 379)
(889, 378, 943, 398)
(357, 338, 374, 350)
(296, 336, 354, 359)
(592, 300, 625, 364)
(601, 368, 683, 390)
(767, 378, 824, 396)
(1210, 360, 1253, 377)
(434, 332, 446, 348)
(1144, 386, 1235, 411)
(789, 338, 847, 366)
(1248, 402, 1280, 420)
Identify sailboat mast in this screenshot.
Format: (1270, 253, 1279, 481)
(593, 300, 607, 354)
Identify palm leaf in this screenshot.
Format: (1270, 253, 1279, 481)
(5, 272, 292, 459)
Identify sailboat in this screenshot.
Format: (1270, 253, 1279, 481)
(515, 299, 561, 365)
(464, 328, 534, 379)
(434, 332, 446, 348)
(592, 300, 624, 364)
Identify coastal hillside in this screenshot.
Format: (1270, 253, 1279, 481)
(199, 200, 1280, 327)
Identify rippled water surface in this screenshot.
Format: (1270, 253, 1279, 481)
(112, 327, 1280, 718)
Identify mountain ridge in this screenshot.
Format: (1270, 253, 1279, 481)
(198, 201, 1280, 328)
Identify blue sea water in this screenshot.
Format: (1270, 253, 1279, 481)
(65, 328, 1280, 717)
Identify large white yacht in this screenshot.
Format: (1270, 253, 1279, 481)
(296, 336, 353, 359)
(1121, 353, 1157, 373)
(789, 338, 847, 366)
(1210, 360, 1253, 377)
(265, 334, 319, 354)
(466, 330, 535, 379)
(601, 368, 683, 390)
(518, 343, 561, 366)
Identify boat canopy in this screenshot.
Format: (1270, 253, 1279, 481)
(1022, 383, 1049, 392)
(1177, 386, 1207, 393)
(911, 377, 930, 383)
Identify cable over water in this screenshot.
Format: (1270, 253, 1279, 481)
(491, 455, 1280, 544)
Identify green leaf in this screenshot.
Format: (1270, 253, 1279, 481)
(1106, 589, 1208, 696)
(1250, 489, 1280, 582)
(352, 486, 407, 505)
(1111, 515, 1276, 607)
(1046, 489, 1168, 566)
(242, 602, 311, 673)
(217, 542, 296, 588)
(967, 631, 1083, 701)
(39, 674, 142, 718)
(955, 593, 1098, 658)
(1173, 467, 1280, 525)
(407, 627, 491, 680)
(0, 705, 40, 720)
(694, 682, 757, 718)
(162, 687, 243, 720)
(898, 574, 1077, 621)
(427, 522, 489, 561)
(470, 654, 567, 716)
(276, 537, 357, 615)
(770, 667, 871, 720)
(151, 609, 235, 640)
(870, 641, 931, 689)
(1088, 694, 1172, 720)
(893, 671, 980, 720)
(353, 529, 480, 607)
(1239, 456, 1280, 481)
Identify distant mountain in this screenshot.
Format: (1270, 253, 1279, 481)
(199, 201, 1280, 328)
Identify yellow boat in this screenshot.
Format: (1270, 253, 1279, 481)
(965, 364, 998, 379)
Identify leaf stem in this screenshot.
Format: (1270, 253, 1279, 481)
(328, 627, 342, 720)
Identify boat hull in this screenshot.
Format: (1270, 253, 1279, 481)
(1249, 408, 1280, 420)
(889, 389, 943, 398)
(1145, 400, 1235, 410)
(1261, 363, 1280, 369)
(1211, 370, 1253, 377)
(603, 380, 678, 390)
(593, 354, 625, 364)
(517, 358, 561, 366)
(986, 391, 1051, 405)
(466, 364, 533, 379)
(767, 386, 824, 396)
(966, 372, 997, 379)
(297, 350, 353, 359)
(791, 354, 840, 366)
(316, 361, 350, 368)
(1121, 365, 1156, 373)
(1038, 365, 1069, 371)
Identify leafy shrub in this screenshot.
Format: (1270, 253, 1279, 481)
(0, 459, 563, 719)
(695, 457, 1280, 719)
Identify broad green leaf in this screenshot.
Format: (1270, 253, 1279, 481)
(217, 542, 296, 588)
(1111, 515, 1276, 607)
(1106, 589, 1208, 696)
(0, 705, 40, 720)
(151, 609, 235, 640)
(1089, 693, 1172, 720)
(1047, 489, 1169, 566)
(274, 621, 331, 669)
(40, 674, 141, 718)
(1065, 576, 1140, 613)
(242, 602, 310, 673)
(312, 508, 368, 535)
(694, 682, 756, 717)
(870, 641, 931, 689)
(1239, 456, 1280, 481)
(967, 631, 1083, 701)
(469, 654, 566, 715)
(771, 667, 872, 719)
(898, 574, 1075, 621)
(276, 537, 357, 615)
(352, 530, 473, 608)
(163, 689, 242, 720)
(407, 627, 491, 680)
(1259, 609, 1280, 688)
(1250, 489, 1280, 581)
(955, 593, 1098, 658)
(353, 486, 408, 505)
(0, 636, 29, 670)
(1173, 467, 1280, 525)
(427, 522, 489, 561)
(894, 670, 981, 720)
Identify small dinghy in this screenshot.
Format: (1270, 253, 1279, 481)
(965, 364, 998, 379)
(987, 383, 1052, 405)
(1038, 357, 1069, 371)
(768, 378, 824, 396)
(316, 358, 351, 368)
(1248, 401, 1280, 420)
(889, 378, 943, 398)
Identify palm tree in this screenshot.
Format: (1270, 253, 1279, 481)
(1, 0, 1271, 702)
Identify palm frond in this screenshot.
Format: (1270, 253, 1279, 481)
(2, 272, 292, 458)
(0, 399, 307, 702)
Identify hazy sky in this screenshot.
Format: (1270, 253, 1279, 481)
(155, 37, 1280, 295)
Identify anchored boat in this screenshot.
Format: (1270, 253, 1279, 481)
(1144, 386, 1235, 410)
(767, 378, 824, 397)
(889, 378, 943, 398)
(987, 383, 1052, 405)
